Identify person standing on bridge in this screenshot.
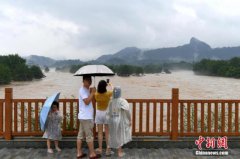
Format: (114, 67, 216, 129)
(43, 101, 62, 153)
(106, 86, 132, 157)
(94, 80, 113, 156)
(77, 75, 101, 159)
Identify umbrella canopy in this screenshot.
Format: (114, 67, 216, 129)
(40, 92, 60, 131)
(74, 65, 115, 76)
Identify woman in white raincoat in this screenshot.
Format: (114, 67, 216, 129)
(106, 86, 132, 157)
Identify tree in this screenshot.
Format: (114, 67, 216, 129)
(44, 66, 50, 72)
(0, 64, 11, 84)
(0, 54, 45, 84)
(229, 57, 240, 67)
(30, 65, 45, 79)
(143, 64, 162, 73)
(193, 57, 240, 78)
(69, 64, 87, 73)
(135, 67, 144, 75)
(117, 65, 134, 76)
(13, 64, 33, 81)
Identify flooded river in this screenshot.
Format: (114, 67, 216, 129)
(0, 70, 240, 99)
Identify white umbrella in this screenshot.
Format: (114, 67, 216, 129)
(74, 65, 115, 85)
(74, 65, 115, 76)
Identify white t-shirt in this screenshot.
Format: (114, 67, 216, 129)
(78, 86, 94, 120)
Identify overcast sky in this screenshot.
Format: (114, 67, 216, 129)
(0, 0, 240, 61)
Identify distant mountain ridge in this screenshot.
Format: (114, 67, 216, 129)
(97, 47, 142, 64)
(96, 37, 240, 65)
(25, 37, 240, 66)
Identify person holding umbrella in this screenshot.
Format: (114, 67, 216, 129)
(77, 75, 101, 159)
(42, 101, 62, 153)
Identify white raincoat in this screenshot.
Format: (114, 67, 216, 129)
(106, 96, 132, 148)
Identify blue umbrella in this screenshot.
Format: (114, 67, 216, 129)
(40, 92, 60, 131)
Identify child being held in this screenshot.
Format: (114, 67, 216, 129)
(43, 101, 63, 153)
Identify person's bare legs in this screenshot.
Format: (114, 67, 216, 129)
(96, 124, 103, 154)
(47, 139, 51, 149)
(54, 140, 61, 151)
(87, 141, 97, 158)
(47, 139, 53, 153)
(118, 147, 124, 157)
(77, 139, 84, 157)
(104, 124, 111, 154)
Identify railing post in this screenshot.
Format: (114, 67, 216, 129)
(5, 88, 13, 140)
(171, 88, 179, 140)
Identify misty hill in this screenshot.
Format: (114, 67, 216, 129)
(96, 37, 240, 65)
(97, 47, 142, 64)
(25, 55, 56, 67)
(25, 55, 83, 67)
(53, 59, 83, 67)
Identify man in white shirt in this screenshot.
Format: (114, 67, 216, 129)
(77, 75, 101, 159)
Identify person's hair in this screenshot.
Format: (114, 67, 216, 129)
(82, 75, 92, 82)
(97, 80, 107, 94)
(51, 101, 59, 110)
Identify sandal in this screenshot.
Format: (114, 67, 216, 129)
(95, 148, 102, 154)
(89, 154, 101, 159)
(56, 147, 61, 152)
(105, 149, 114, 156)
(77, 153, 87, 159)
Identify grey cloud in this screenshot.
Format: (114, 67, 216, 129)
(0, 0, 240, 60)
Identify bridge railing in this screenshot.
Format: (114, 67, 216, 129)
(1, 88, 240, 140)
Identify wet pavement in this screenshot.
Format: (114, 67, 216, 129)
(0, 148, 239, 159)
